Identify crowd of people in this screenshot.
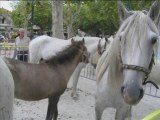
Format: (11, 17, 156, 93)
(0, 28, 18, 42)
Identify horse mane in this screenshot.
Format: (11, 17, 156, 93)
(96, 11, 159, 82)
(45, 41, 83, 64)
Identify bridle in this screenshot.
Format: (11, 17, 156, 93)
(118, 37, 159, 89)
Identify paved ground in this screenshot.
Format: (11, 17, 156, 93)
(13, 76, 160, 120)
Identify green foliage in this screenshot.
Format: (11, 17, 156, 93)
(76, 0, 152, 36)
(11, 0, 154, 36)
(33, 1, 52, 31)
(0, 8, 11, 15)
(77, 1, 119, 36)
(11, 0, 52, 31)
(11, 1, 27, 27)
(122, 0, 152, 10)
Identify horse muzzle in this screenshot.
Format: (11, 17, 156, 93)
(121, 85, 144, 105)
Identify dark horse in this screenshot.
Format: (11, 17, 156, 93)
(3, 39, 89, 120)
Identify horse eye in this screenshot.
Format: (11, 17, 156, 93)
(151, 37, 157, 44)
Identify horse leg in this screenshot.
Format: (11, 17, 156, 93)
(46, 96, 60, 120)
(115, 105, 131, 120)
(95, 97, 108, 120)
(71, 63, 86, 99)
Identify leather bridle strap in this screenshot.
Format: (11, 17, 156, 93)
(119, 51, 159, 89)
(122, 64, 150, 75)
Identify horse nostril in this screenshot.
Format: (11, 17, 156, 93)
(121, 86, 125, 94)
(139, 88, 144, 99)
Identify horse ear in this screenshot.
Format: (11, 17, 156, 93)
(148, 0, 160, 25)
(98, 39, 101, 44)
(71, 38, 75, 44)
(82, 38, 85, 44)
(117, 1, 131, 23)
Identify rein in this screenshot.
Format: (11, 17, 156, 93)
(118, 38, 159, 89)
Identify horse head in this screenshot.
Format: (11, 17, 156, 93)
(118, 1, 160, 105)
(71, 38, 89, 64)
(97, 36, 111, 55)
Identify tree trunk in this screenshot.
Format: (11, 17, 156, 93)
(66, 1, 81, 39)
(52, 0, 64, 39)
(67, 23, 74, 39)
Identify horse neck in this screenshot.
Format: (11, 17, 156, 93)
(58, 51, 83, 83)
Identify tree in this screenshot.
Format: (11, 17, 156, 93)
(77, 1, 119, 36)
(11, 0, 52, 34)
(33, 1, 52, 33)
(52, 0, 64, 39)
(76, 0, 152, 36)
(11, 1, 28, 28)
(64, 1, 82, 39)
(11, 0, 153, 37)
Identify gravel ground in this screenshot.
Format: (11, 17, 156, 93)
(13, 77, 160, 120)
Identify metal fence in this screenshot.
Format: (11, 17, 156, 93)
(80, 63, 160, 98)
(80, 64, 96, 80)
(0, 43, 15, 58)
(0, 43, 29, 60)
(0, 43, 159, 98)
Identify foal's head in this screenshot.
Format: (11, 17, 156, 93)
(71, 38, 89, 63)
(117, 1, 160, 105)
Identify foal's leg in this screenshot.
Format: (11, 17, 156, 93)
(115, 105, 131, 120)
(46, 96, 60, 120)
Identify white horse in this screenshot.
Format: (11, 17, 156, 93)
(148, 62, 160, 85)
(0, 57, 14, 120)
(95, 1, 160, 120)
(29, 35, 112, 98)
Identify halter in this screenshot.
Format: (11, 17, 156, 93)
(118, 37, 159, 89)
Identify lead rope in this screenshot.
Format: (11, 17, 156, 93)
(128, 105, 132, 120)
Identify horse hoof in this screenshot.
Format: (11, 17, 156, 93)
(71, 92, 79, 100)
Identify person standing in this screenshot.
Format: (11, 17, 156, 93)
(9, 28, 14, 40)
(15, 28, 30, 62)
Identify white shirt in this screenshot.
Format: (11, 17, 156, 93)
(15, 36, 30, 51)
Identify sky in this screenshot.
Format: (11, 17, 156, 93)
(0, 1, 17, 11)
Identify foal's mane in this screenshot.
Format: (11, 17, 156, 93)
(45, 41, 83, 64)
(96, 11, 159, 82)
